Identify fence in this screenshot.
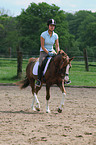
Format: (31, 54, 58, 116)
(0, 54, 96, 85)
(0, 49, 96, 78)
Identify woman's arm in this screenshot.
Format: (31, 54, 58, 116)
(55, 39, 60, 53)
(41, 36, 49, 54)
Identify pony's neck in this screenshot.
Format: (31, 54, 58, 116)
(53, 54, 62, 66)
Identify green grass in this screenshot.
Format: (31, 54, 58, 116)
(69, 61, 96, 86)
(0, 58, 96, 86)
(0, 58, 27, 84)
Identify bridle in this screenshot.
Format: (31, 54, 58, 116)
(52, 53, 68, 78)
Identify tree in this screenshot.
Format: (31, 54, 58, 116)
(1, 6, 96, 59)
(17, 2, 74, 55)
(77, 14, 96, 53)
(66, 10, 93, 40)
(0, 13, 19, 56)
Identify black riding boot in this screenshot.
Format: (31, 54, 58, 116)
(35, 66, 43, 87)
(35, 56, 49, 87)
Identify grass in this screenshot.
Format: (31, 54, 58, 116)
(0, 58, 96, 86)
(70, 61, 96, 86)
(0, 58, 27, 84)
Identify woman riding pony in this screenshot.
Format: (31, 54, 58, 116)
(35, 19, 71, 87)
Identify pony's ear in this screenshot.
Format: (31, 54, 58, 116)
(59, 50, 66, 56)
(62, 52, 65, 56)
(69, 57, 74, 62)
(57, 51, 60, 54)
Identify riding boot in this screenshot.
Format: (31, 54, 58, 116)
(35, 56, 49, 87)
(35, 66, 43, 87)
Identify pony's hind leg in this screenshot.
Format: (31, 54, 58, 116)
(31, 95, 36, 111)
(46, 85, 51, 113)
(33, 85, 44, 111)
(31, 92, 40, 111)
(30, 79, 37, 111)
(32, 80, 42, 111)
(34, 84, 44, 111)
(33, 92, 40, 111)
(30, 78, 40, 111)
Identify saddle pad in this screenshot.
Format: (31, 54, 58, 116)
(33, 57, 52, 76)
(33, 61, 39, 75)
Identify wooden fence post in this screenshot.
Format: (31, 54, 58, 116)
(17, 51, 22, 78)
(8, 47, 11, 58)
(83, 48, 89, 71)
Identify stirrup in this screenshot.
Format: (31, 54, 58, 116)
(64, 80, 71, 84)
(35, 79, 41, 87)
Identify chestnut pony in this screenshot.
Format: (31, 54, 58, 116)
(17, 50, 73, 113)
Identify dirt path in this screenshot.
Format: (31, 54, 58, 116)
(0, 86, 96, 145)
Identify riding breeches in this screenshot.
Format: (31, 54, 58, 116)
(39, 51, 48, 66)
(39, 50, 57, 66)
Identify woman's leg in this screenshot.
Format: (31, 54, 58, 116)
(35, 51, 48, 87)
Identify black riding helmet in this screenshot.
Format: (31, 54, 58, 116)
(47, 19, 56, 26)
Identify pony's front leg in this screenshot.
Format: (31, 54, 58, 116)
(46, 86, 50, 113)
(58, 92, 66, 113)
(58, 80, 66, 113)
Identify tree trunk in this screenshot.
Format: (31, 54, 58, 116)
(17, 51, 22, 78)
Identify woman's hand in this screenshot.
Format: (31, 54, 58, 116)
(48, 52, 55, 57)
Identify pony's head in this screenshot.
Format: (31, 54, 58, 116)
(57, 50, 74, 77)
(58, 49, 73, 66)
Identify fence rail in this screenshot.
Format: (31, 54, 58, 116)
(0, 55, 96, 62)
(0, 55, 96, 85)
(0, 48, 96, 61)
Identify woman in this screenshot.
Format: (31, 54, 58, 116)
(35, 19, 70, 87)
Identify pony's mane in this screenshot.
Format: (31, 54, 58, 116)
(58, 50, 67, 56)
(52, 49, 68, 66)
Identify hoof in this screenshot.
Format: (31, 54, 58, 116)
(46, 110, 51, 113)
(35, 103, 40, 111)
(58, 108, 62, 113)
(35, 107, 40, 111)
(31, 106, 36, 111)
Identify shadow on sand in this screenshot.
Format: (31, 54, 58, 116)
(0, 110, 44, 115)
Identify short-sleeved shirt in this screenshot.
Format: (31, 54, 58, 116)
(40, 30, 58, 52)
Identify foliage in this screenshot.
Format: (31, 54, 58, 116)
(0, 3, 96, 59)
(0, 15, 18, 56)
(17, 2, 73, 55)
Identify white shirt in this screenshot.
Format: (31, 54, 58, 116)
(40, 30, 58, 52)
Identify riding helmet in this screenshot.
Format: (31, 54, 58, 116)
(47, 19, 56, 26)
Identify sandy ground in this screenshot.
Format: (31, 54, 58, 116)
(0, 85, 96, 145)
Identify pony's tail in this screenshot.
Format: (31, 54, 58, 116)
(16, 77, 29, 89)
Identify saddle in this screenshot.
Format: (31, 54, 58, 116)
(33, 56, 52, 76)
